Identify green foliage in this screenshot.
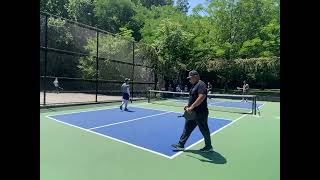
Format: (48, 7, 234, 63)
(155, 19, 194, 80)
(207, 57, 280, 89)
(41, 0, 280, 88)
(134, 0, 172, 8)
(65, 0, 96, 26)
(47, 17, 74, 49)
(191, 4, 206, 16)
(78, 31, 134, 80)
(176, 0, 190, 14)
(94, 0, 136, 33)
(139, 6, 195, 82)
(41, 0, 69, 17)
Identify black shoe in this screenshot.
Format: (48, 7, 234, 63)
(124, 108, 128, 111)
(171, 143, 184, 151)
(200, 146, 213, 152)
(120, 105, 122, 110)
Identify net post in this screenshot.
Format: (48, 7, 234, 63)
(251, 96, 257, 115)
(251, 95, 254, 114)
(43, 14, 48, 106)
(148, 90, 151, 103)
(255, 96, 257, 115)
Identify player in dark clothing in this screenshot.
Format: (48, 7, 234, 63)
(171, 70, 213, 152)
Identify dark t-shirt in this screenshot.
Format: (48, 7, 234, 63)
(188, 80, 208, 113)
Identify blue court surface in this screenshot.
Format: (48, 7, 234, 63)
(48, 107, 232, 158)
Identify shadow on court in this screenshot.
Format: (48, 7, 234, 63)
(183, 150, 227, 164)
(122, 110, 135, 112)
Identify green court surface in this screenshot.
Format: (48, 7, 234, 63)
(40, 101, 279, 180)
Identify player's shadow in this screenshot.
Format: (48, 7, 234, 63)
(123, 110, 135, 112)
(183, 150, 227, 164)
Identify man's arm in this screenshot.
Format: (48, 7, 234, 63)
(186, 94, 206, 113)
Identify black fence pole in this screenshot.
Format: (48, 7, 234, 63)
(43, 14, 48, 105)
(154, 65, 158, 90)
(96, 31, 99, 102)
(132, 41, 135, 100)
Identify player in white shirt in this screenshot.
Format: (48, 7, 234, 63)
(53, 77, 63, 94)
(120, 78, 130, 111)
(241, 80, 249, 102)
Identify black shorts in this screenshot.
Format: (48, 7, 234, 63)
(122, 93, 129, 100)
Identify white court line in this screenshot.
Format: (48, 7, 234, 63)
(258, 102, 267, 109)
(45, 106, 119, 117)
(253, 102, 267, 117)
(46, 115, 173, 159)
(88, 112, 171, 130)
(46, 104, 166, 117)
(169, 114, 248, 159)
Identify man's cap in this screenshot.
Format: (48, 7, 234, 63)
(125, 78, 130, 81)
(186, 70, 199, 79)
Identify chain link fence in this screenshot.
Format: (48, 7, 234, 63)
(40, 12, 155, 107)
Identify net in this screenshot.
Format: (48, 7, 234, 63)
(148, 90, 258, 115)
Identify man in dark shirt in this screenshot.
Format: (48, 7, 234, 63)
(172, 70, 213, 152)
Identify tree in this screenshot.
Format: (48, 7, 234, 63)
(133, 0, 172, 8)
(154, 19, 194, 84)
(176, 0, 190, 14)
(199, 0, 280, 59)
(65, 0, 96, 26)
(234, 57, 280, 89)
(191, 4, 207, 16)
(46, 17, 74, 50)
(140, 7, 194, 84)
(40, 0, 69, 17)
(94, 0, 136, 34)
(207, 59, 238, 91)
(207, 57, 280, 90)
(78, 29, 135, 80)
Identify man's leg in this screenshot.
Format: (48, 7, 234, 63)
(124, 99, 129, 110)
(172, 119, 197, 150)
(241, 91, 245, 101)
(196, 112, 212, 149)
(123, 93, 129, 110)
(178, 120, 197, 146)
(120, 99, 125, 110)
